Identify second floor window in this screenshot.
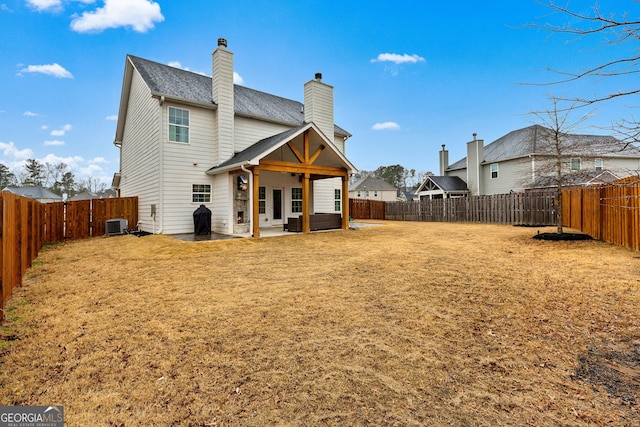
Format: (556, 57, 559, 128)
(595, 158, 603, 171)
(571, 158, 581, 171)
(169, 107, 189, 143)
(490, 163, 499, 179)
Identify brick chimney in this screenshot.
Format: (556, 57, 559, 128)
(304, 72, 334, 142)
(212, 38, 234, 164)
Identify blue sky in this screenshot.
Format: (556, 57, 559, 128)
(1, 0, 638, 186)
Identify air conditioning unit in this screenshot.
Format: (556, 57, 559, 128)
(105, 218, 128, 236)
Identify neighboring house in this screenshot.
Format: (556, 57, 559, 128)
(414, 175, 469, 200)
(67, 190, 117, 201)
(113, 38, 356, 237)
(2, 186, 62, 203)
(439, 125, 640, 196)
(525, 169, 620, 191)
(349, 176, 398, 202)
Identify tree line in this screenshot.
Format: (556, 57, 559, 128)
(351, 164, 433, 192)
(0, 159, 108, 197)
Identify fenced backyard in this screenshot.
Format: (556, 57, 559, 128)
(385, 191, 556, 225)
(0, 194, 138, 320)
(350, 177, 640, 251)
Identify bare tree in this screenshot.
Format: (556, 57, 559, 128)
(529, 1, 640, 145)
(529, 97, 629, 233)
(76, 177, 107, 193)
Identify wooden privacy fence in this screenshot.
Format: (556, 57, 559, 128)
(1, 194, 138, 320)
(562, 177, 640, 251)
(385, 191, 556, 225)
(349, 199, 386, 220)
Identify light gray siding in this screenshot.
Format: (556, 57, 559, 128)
(211, 174, 232, 233)
(314, 177, 341, 213)
(304, 79, 334, 142)
(235, 116, 291, 152)
(161, 102, 217, 234)
(482, 157, 532, 195)
(119, 70, 161, 233)
(212, 46, 235, 164)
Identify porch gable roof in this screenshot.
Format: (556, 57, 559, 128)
(206, 122, 357, 175)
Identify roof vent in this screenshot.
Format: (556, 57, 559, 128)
(315, 72, 322, 81)
(218, 38, 228, 47)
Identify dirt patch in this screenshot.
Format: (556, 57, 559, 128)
(573, 340, 640, 404)
(533, 232, 594, 241)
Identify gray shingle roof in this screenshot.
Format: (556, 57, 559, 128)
(128, 55, 350, 136)
(3, 186, 62, 200)
(350, 176, 397, 191)
(428, 176, 468, 192)
(209, 124, 306, 172)
(525, 169, 620, 189)
(447, 125, 640, 171)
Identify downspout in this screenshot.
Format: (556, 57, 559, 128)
(156, 96, 165, 234)
(241, 164, 253, 237)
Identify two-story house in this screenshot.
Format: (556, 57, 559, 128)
(113, 38, 356, 237)
(420, 125, 640, 197)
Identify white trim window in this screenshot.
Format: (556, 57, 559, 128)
(334, 189, 341, 211)
(258, 186, 266, 214)
(192, 184, 211, 203)
(595, 158, 603, 171)
(292, 187, 302, 213)
(571, 158, 581, 171)
(490, 163, 499, 179)
(169, 107, 189, 143)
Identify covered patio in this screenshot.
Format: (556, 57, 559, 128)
(207, 122, 356, 238)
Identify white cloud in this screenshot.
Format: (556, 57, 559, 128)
(41, 125, 49, 130)
(371, 53, 426, 64)
(24, 111, 40, 117)
(19, 63, 73, 78)
(50, 124, 72, 136)
(79, 163, 105, 177)
(40, 153, 84, 169)
(372, 122, 401, 131)
(70, 0, 164, 33)
(44, 140, 65, 146)
(105, 114, 118, 121)
(0, 141, 34, 159)
(233, 72, 244, 85)
(168, 61, 185, 69)
(89, 156, 108, 164)
(26, 0, 61, 12)
(1, 4, 14, 12)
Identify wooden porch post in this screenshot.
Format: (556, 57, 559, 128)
(342, 174, 349, 229)
(252, 169, 260, 238)
(302, 172, 311, 234)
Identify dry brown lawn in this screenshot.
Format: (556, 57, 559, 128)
(1, 221, 639, 426)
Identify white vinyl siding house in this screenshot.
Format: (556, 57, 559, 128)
(438, 125, 640, 196)
(161, 101, 217, 234)
(117, 69, 161, 232)
(113, 39, 355, 236)
(481, 157, 531, 195)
